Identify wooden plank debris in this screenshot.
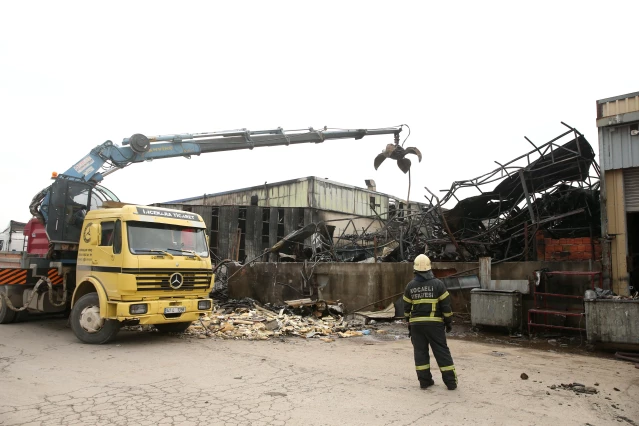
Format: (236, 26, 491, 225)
(183, 302, 360, 341)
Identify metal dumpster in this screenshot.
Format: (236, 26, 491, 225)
(584, 299, 639, 345)
(470, 289, 522, 332)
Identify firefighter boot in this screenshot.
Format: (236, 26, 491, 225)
(440, 366, 457, 390)
(420, 379, 435, 389)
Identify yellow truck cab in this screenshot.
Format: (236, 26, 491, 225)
(71, 204, 214, 343)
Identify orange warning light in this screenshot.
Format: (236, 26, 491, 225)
(51, 172, 58, 179)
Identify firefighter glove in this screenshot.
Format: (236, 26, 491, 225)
(445, 323, 452, 333)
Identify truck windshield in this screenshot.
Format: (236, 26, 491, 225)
(127, 222, 209, 258)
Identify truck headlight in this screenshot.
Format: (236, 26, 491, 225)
(198, 300, 211, 310)
(130, 304, 148, 315)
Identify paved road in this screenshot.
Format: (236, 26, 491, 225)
(1, 318, 638, 426)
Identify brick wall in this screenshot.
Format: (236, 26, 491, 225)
(535, 231, 602, 261)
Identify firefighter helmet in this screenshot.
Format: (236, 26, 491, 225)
(414, 254, 432, 272)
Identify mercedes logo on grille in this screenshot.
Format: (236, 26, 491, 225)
(169, 272, 184, 289)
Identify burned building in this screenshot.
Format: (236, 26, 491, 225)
(155, 125, 603, 268)
(156, 176, 426, 263)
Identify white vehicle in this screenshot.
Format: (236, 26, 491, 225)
(0, 221, 26, 252)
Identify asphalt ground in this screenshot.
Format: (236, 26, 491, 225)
(1, 317, 638, 426)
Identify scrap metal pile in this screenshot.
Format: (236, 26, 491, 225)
(298, 123, 601, 263)
(419, 123, 601, 262)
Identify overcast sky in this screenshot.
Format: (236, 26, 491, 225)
(1, 1, 637, 232)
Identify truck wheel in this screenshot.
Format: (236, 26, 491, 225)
(0, 295, 17, 324)
(154, 322, 192, 334)
(70, 293, 121, 344)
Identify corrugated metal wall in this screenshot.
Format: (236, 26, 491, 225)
(181, 179, 311, 208)
(598, 124, 639, 170)
(600, 95, 639, 118)
(597, 91, 639, 171)
(175, 177, 408, 217)
(311, 179, 390, 216)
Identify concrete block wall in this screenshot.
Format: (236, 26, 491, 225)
(535, 232, 602, 261)
(226, 261, 601, 320)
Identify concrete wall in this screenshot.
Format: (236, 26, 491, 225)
(585, 299, 639, 344)
(227, 262, 413, 313)
(226, 261, 602, 316)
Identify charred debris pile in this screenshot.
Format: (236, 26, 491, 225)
(183, 297, 372, 341)
(258, 123, 600, 264)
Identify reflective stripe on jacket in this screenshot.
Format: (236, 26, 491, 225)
(403, 270, 453, 325)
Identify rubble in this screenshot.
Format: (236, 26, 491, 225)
(356, 302, 400, 324)
(549, 383, 599, 395)
(585, 287, 639, 300)
(182, 302, 359, 341)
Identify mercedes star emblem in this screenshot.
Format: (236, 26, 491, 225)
(169, 272, 184, 289)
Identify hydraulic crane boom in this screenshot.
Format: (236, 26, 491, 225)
(64, 127, 403, 183)
(29, 125, 403, 256)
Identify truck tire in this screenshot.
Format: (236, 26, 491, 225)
(154, 322, 192, 334)
(70, 293, 121, 344)
(0, 295, 17, 324)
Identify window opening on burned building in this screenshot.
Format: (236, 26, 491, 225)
(261, 208, 270, 251)
(277, 209, 285, 241)
(209, 207, 219, 258)
(238, 207, 247, 261)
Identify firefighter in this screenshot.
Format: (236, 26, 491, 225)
(404, 254, 457, 390)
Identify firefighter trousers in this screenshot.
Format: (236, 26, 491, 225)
(410, 323, 457, 388)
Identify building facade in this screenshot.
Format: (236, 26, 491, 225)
(597, 91, 639, 295)
(157, 177, 425, 262)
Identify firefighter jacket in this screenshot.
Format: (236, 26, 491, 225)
(403, 270, 453, 325)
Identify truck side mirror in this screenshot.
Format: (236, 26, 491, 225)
(82, 223, 100, 246)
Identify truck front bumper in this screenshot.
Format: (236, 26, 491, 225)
(110, 298, 213, 324)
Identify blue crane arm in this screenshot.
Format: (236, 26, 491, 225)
(30, 126, 404, 247)
(61, 140, 205, 182)
(64, 126, 403, 183)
